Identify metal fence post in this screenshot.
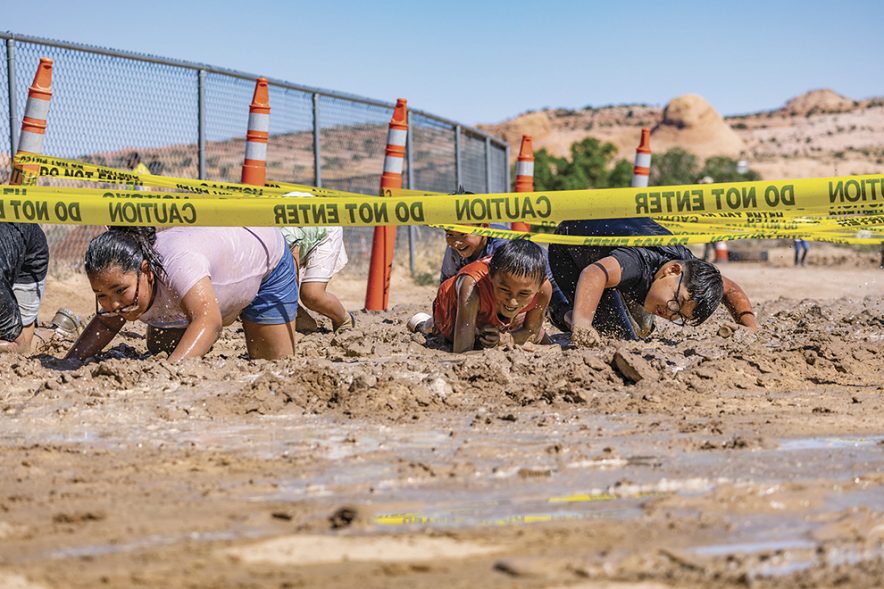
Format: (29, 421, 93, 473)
(484, 136, 492, 193)
(197, 69, 206, 179)
(505, 143, 511, 191)
(406, 119, 416, 276)
(312, 92, 321, 187)
(454, 124, 462, 190)
(6, 38, 17, 156)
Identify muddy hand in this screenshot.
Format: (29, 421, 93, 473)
(476, 325, 501, 348)
(571, 326, 601, 348)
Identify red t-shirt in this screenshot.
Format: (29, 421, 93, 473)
(433, 258, 541, 340)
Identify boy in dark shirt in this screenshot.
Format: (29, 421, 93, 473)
(0, 223, 49, 353)
(549, 219, 757, 345)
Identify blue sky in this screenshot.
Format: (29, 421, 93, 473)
(7, 0, 883, 125)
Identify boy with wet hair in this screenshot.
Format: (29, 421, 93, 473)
(550, 219, 757, 346)
(439, 190, 569, 324)
(425, 239, 552, 353)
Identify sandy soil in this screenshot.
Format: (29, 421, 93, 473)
(1, 246, 882, 588)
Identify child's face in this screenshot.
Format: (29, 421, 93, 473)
(89, 263, 152, 322)
(445, 230, 487, 259)
(643, 263, 697, 325)
(490, 270, 542, 320)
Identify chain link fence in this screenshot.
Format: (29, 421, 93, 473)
(1, 32, 510, 278)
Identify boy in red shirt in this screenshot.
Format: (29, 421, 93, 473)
(419, 239, 551, 353)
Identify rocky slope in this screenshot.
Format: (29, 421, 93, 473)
(480, 89, 884, 180)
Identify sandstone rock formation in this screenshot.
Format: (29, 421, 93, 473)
(650, 94, 745, 159)
(782, 89, 855, 116)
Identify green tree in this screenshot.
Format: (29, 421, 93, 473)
(527, 138, 633, 191)
(649, 149, 762, 186)
(649, 147, 700, 186)
(700, 156, 761, 182)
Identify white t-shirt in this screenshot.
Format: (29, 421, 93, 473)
(139, 227, 284, 328)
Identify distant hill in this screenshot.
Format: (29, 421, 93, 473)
(3, 89, 880, 188)
(479, 89, 884, 180)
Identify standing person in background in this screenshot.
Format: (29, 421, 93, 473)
(67, 226, 298, 362)
(793, 239, 810, 266)
(0, 223, 49, 354)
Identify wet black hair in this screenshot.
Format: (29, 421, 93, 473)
(682, 259, 723, 326)
(85, 226, 165, 282)
(488, 239, 545, 285)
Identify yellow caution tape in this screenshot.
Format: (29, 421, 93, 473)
(12, 152, 374, 199)
(374, 512, 558, 526)
(547, 491, 617, 503)
(0, 186, 881, 245)
(6, 154, 882, 243)
(432, 223, 881, 246)
(2, 184, 881, 244)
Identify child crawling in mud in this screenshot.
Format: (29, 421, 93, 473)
(549, 219, 758, 346)
(439, 187, 568, 318)
(412, 239, 551, 353)
(280, 225, 353, 333)
(66, 226, 298, 363)
(0, 223, 49, 354)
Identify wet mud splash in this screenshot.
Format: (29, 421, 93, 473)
(0, 293, 882, 588)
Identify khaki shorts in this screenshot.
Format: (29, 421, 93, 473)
(13, 279, 45, 327)
(300, 227, 348, 283)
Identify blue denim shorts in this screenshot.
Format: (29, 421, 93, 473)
(241, 251, 299, 325)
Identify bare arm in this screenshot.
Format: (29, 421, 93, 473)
(452, 276, 480, 353)
(721, 276, 758, 330)
(66, 314, 126, 360)
(511, 280, 552, 345)
(168, 276, 224, 363)
(571, 256, 623, 333)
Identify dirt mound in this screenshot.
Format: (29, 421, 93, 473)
(9, 293, 878, 424)
(651, 94, 745, 159)
(783, 89, 855, 116)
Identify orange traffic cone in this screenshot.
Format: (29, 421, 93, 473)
(631, 128, 651, 188)
(511, 134, 533, 232)
(241, 77, 270, 186)
(364, 98, 407, 311)
(11, 57, 53, 185)
(715, 241, 729, 263)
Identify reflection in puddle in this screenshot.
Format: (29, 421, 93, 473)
(778, 435, 884, 451)
(693, 538, 815, 556)
(49, 527, 266, 560)
(375, 496, 644, 529)
(6, 402, 884, 568)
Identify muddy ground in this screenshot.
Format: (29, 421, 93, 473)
(1, 245, 883, 589)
